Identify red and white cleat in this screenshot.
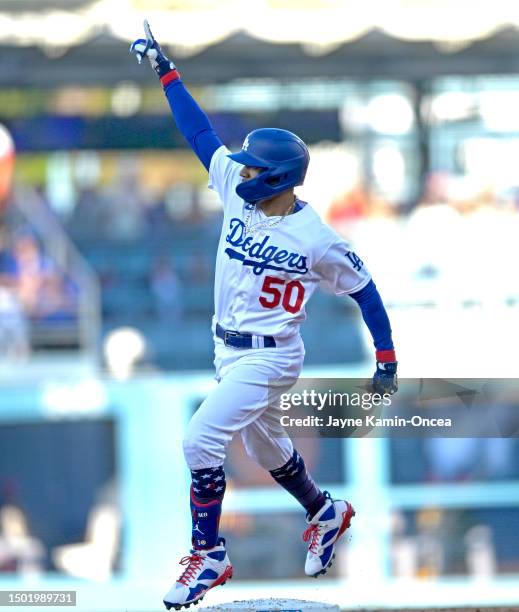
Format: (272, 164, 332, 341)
(163, 538, 233, 610)
(303, 493, 355, 577)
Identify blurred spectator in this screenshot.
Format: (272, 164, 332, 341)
(327, 184, 370, 226)
(11, 233, 56, 315)
(52, 478, 120, 580)
(35, 274, 78, 323)
(391, 507, 498, 578)
(0, 124, 15, 215)
(103, 327, 148, 379)
(0, 224, 17, 286)
(149, 257, 183, 321)
(0, 225, 29, 358)
(10, 233, 77, 322)
(0, 480, 44, 574)
(100, 161, 149, 240)
(464, 525, 497, 578)
(0, 230, 78, 332)
(0, 288, 29, 360)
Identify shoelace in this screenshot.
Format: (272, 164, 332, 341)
(177, 553, 204, 585)
(302, 524, 323, 554)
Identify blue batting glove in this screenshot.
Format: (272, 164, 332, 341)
(130, 20, 179, 83)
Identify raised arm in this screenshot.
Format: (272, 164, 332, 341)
(130, 21, 223, 170)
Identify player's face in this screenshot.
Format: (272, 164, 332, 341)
(240, 166, 263, 181)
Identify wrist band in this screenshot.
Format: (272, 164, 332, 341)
(376, 349, 396, 363)
(160, 69, 181, 86)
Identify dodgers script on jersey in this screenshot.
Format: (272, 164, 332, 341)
(208, 145, 371, 339)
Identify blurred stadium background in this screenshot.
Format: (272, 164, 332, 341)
(0, 1, 519, 610)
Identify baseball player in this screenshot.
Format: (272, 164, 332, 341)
(131, 22, 398, 611)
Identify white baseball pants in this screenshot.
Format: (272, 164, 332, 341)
(183, 335, 305, 471)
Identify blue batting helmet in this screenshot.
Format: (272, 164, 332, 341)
(227, 128, 310, 204)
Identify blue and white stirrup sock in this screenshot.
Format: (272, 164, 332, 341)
(270, 449, 326, 518)
(190, 465, 226, 550)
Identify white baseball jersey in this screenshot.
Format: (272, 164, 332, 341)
(208, 145, 371, 340)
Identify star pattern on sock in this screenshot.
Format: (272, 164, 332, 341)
(269, 449, 325, 518)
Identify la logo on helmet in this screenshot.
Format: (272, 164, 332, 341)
(242, 135, 250, 151)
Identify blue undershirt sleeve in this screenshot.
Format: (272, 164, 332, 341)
(163, 80, 223, 171)
(349, 279, 394, 351)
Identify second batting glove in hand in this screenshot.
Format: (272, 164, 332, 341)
(372, 361, 398, 395)
(130, 20, 180, 85)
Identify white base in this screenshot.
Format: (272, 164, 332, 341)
(199, 598, 339, 612)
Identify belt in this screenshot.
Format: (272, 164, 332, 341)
(216, 323, 276, 349)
